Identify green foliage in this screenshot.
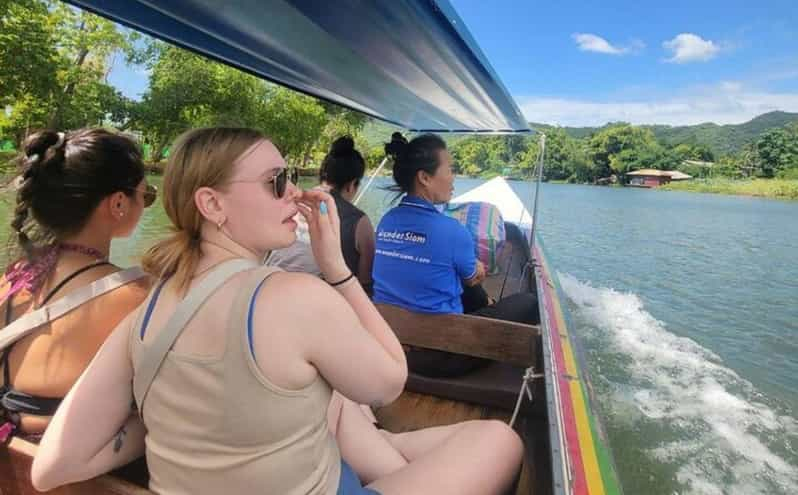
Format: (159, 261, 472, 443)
(587, 124, 671, 178)
(534, 111, 798, 157)
(751, 123, 798, 177)
(132, 44, 269, 160)
(0, 0, 58, 106)
(132, 44, 343, 165)
(777, 167, 798, 180)
(0, 1, 134, 143)
(661, 178, 798, 200)
(259, 86, 326, 165)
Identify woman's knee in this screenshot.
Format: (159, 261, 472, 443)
(475, 420, 524, 461)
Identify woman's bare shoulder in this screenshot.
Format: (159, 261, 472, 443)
(256, 271, 345, 321)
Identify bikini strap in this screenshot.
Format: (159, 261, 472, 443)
(0, 267, 147, 354)
(40, 261, 111, 306)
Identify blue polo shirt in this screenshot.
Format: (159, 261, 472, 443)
(372, 195, 478, 314)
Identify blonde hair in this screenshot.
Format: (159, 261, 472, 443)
(142, 128, 266, 289)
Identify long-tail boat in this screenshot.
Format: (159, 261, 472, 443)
(1, 1, 622, 494)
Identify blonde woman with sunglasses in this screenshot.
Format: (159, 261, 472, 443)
(0, 129, 153, 442)
(33, 127, 523, 495)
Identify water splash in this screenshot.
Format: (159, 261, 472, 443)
(558, 273, 798, 495)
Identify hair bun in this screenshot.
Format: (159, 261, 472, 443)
(23, 130, 63, 160)
(384, 132, 408, 159)
(330, 136, 355, 156)
(21, 130, 67, 180)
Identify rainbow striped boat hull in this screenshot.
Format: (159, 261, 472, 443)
(535, 237, 623, 495)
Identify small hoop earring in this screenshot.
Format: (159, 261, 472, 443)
(217, 218, 226, 230)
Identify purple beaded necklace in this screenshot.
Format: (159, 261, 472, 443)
(1, 243, 108, 305)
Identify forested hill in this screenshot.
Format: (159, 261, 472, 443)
(363, 111, 798, 157)
(531, 111, 798, 157)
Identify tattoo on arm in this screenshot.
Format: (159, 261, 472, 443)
(113, 426, 127, 453)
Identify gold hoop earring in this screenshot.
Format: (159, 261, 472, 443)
(217, 218, 226, 230)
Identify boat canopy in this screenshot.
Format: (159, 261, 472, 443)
(66, 0, 531, 134)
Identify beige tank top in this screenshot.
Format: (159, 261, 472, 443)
(129, 264, 341, 495)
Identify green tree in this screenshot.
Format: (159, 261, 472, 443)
(47, 3, 131, 128)
(450, 138, 489, 176)
(312, 108, 369, 166)
(752, 123, 798, 177)
(588, 124, 662, 178)
(135, 44, 328, 164)
(0, 2, 134, 143)
(260, 86, 327, 166)
(0, 0, 58, 107)
(134, 44, 269, 160)
(673, 142, 715, 162)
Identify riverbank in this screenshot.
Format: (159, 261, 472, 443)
(659, 178, 798, 200)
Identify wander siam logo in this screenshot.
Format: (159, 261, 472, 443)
(377, 229, 427, 244)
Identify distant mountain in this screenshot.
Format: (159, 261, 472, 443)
(363, 111, 798, 157)
(532, 111, 798, 156)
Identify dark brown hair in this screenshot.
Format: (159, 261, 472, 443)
(13, 128, 144, 256)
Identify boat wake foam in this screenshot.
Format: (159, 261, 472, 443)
(558, 273, 798, 495)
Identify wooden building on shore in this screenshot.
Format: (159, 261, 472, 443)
(627, 169, 692, 188)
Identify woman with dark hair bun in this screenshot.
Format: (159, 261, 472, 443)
(319, 136, 375, 293)
(373, 132, 538, 377)
(268, 136, 376, 293)
(0, 128, 153, 441)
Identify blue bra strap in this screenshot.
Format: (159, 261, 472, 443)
(140, 278, 169, 338)
(246, 278, 270, 361)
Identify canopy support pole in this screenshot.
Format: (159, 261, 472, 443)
(354, 157, 389, 206)
(519, 133, 546, 292)
(529, 132, 546, 245)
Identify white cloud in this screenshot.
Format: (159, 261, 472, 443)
(572, 33, 643, 55)
(663, 33, 720, 63)
(719, 81, 743, 93)
(518, 83, 798, 127)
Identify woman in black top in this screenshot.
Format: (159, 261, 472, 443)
(319, 137, 375, 294)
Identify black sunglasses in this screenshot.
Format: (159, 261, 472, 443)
(228, 167, 292, 198)
(267, 167, 290, 199)
(143, 183, 157, 207)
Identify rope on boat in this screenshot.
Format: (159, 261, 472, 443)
(353, 157, 390, 206)
(509, 136, 547, 428)
(509, 367, 544, 428)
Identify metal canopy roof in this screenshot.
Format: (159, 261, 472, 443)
(66, 0, 531, 133)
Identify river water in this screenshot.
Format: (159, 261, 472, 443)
(1, 176, 795, 494)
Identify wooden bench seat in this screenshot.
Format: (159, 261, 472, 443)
(376, 303, 544, 416)
(376, 303, 540, 367)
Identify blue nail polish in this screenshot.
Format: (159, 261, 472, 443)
(319, 202, 328, 215)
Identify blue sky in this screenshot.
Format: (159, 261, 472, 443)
(108, 0, 798, 127)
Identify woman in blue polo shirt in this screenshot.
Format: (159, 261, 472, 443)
(372, 133, 537, 377)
